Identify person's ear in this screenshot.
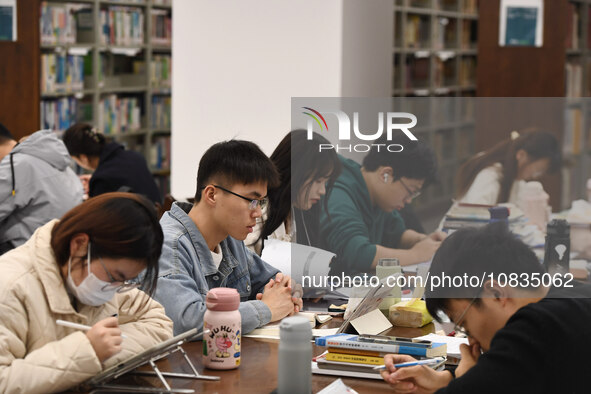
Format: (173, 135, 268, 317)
(69, 233, 89, 259)
(482, 280, 509, 305)
(379, 167, 394, 183)
(203, 185, 217, 207)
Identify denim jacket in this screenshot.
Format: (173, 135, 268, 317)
(154, 202, 279, 336)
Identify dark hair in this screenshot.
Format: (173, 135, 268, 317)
(0, 122, 15, 144)
(62, 123, 106, 157)
(51, 192, 163, 297)
(362, 134, 438, 185)
(258, 130, 342, 244)
(425, 222, 545, 322)
(195, 140, 280, 202)
(456, 129, 561, 203)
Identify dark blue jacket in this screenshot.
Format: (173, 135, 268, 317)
(90, 142, 162, 204)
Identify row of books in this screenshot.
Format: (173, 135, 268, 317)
(565, 60, 583, 98)
(405, 15, 431, 48)
(41, 54, 85, 94)
(100, 7, 144, 46)
(407, 0, 477, 13)
(41, 97, 79, 132)
(40, 2, 79, 45)
(98, 95, 141, 135)
(152, 96, 171, 129)
(433, 17, 456, 50)
(151, 56, 172, 87)
(151, 9, 172, 46)
(150, 136, 171, 170)
(565, 3, 588, 50)
(459, 57, 476, 86)
(313, 334, 446, 379)
(564, 107, 584, 156)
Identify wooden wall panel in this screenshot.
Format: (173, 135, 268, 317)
(0, 0, 40, 140)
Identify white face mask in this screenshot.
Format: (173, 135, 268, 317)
(66, 242, 118, 306)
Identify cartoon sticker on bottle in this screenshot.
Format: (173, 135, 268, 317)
(204, 322, 240, 366)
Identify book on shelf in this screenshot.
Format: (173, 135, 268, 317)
(40, 2, 79, 45)
(405, 15, 430, 49)
(315, 334, 447, 358)
(150, 55, 172, 88)
(565, 2, 579, 50)
(41, 97, 78, 132)
(41, 54, 85, 94)
(564, 107, 582, 156)
(151, 96, 171, 129)
(97, 95, 141, 135)
(150, 136, 170, 170)
(150, 9, 172, 46)
(100, 7, 144, 46)
(462, 0, 477, 14)
(565, 60, 582, 98)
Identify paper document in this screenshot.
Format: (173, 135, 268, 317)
(261, 239, 334, 286)
(415, 333, 469, 358)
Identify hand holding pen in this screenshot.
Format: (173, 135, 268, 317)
(57, 316, 124, 362)
(379, 354, 453, 393)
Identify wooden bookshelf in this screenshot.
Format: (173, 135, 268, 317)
(475, 0, 591, 210)
(0, 0, 172, 198)
(392, 0, 479, 221)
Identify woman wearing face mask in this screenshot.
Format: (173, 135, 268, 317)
(456, 129, 561, 205)
(0, 192, 173, 393)
(247, 129, 342, 255)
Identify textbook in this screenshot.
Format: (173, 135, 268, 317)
(325, 352, 383, 365)
(316, 333, 447, 358)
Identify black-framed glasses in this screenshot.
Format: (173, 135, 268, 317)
(98, 258, 141, 293)
(213, 185, 268, 210)
(453, 295, 478, 336)
(399, 178, 421, 201)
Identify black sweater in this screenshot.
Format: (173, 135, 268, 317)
(437, 283, 591, 394)
(89, 142, 162, 204)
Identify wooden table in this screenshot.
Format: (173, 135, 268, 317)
(105, 319, 442, 394)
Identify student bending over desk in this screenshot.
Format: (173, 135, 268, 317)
(381, 223, 591, 394)
(319, 135, 445, 275)
(153, 140, 302, 336)
(0, 193, 173, 394)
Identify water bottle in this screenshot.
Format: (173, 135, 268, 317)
(277, 316, 312, 394)
(543, 219, 570, 275)
(376, 258, 402, 316)
(203, 288, 241, 370)
(519, 181, 549, 231)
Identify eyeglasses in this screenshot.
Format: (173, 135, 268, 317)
(399, 178, 421, 201)
(98, 258, 141, 293)
(453, 296, 478, 336)
(213, 185, 268, 210)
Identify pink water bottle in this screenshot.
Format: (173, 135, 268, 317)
(203, 288, 241, 370)
(520, 181, 549, 231)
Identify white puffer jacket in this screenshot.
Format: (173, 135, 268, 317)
(0, 220, 173, 393)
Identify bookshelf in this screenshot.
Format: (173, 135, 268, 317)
(392, 0, 478, 223)
(38, 0, 172, 197)
(563, 0, 591, 209)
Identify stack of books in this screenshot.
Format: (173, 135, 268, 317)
(312, 334, 446, 380)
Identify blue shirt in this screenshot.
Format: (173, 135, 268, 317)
(154, 202, 279, 336)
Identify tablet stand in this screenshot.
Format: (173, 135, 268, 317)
(92, 343, 220, 393)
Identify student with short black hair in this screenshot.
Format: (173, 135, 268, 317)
(380, 223, 591, 394)
(319, 135, 444, 274)
(153, 140, 302, 336)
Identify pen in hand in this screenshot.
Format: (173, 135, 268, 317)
(373, 357, 445, 371)
(56, 319, 127, 338)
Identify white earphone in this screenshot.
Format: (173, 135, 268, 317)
(383, 173, 389, 183)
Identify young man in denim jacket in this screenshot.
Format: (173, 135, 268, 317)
(154, 140, 302, 336)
